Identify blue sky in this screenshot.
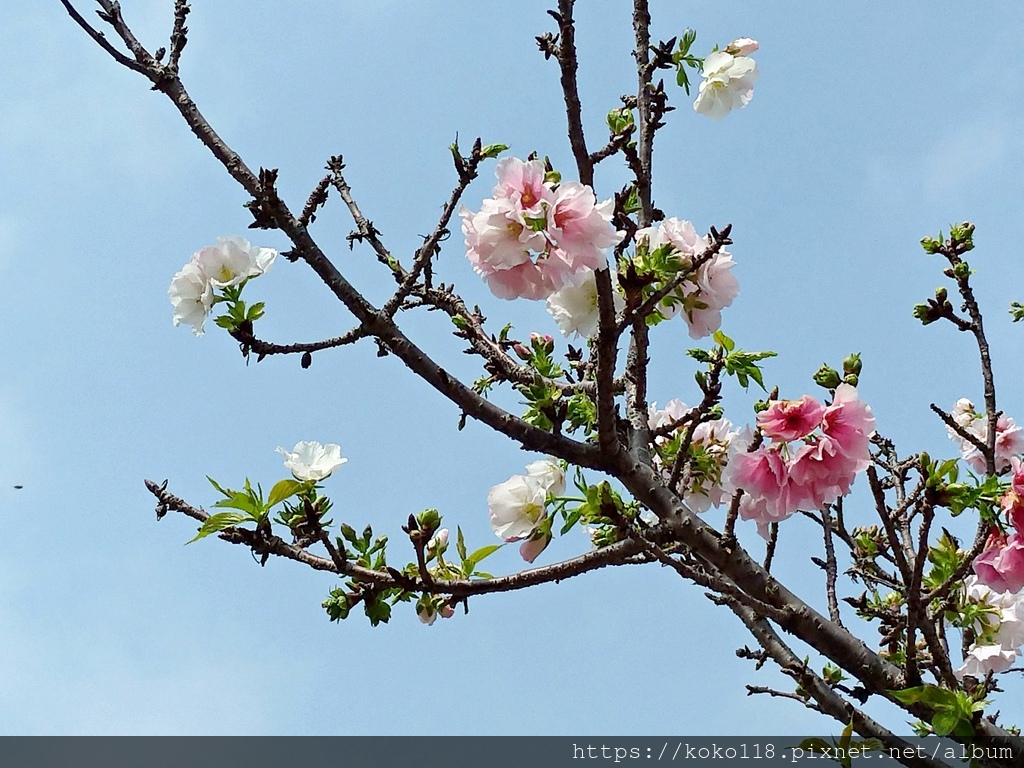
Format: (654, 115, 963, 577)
(1, 0, 1023, 735)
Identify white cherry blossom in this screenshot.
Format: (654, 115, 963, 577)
(693, 50, 759, 120)
(546, 269, 624, 339)
(488, 474, 547, 541)
(168, 261, 214, 336)
(276, 441, 347, 482)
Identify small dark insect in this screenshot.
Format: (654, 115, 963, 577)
(13, 485, 23, 490)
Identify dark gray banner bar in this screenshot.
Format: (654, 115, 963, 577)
(0, 736, 995, 767)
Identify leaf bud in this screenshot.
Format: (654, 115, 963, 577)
(920, 235, 942, 254)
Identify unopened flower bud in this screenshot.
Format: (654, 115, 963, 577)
(427, 528, 449, 557)
(813, 364, 841, 390)
(842, 352, 862, 376)
(725, 37, 759, 56)
(843, 374, 859, 387)
(530, 332, 555, 355)
(440, 604, 456, 619)
(520, 533, 551, 564)
(512, 343, 532, 361)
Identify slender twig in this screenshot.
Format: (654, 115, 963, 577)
(299, 171, 332, 227)
(763, 523, 779, 572)
(930, 403, 990, 458)
(821, 506, 843, 627)
(146, 479, 652, 597)
(60, 0, 149, 74)
(168, 0, 190, 72)
(230, 325, 368, 359)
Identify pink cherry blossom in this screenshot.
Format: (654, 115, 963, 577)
(947, 399, 1024, 474)
(634, 218, 740, 339)
(461, 158, 620, 301)
(648, 401, 739, 512)
(491, 157, 552, 218)
(974, 531, 1024, 594)
(546, 182, 620, 278)
(731, 385, 875, 537)
(1012, 457, 1024, 498)
(758, 395, 825, 442)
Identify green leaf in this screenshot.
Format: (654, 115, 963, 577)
(267, 479, 304, 508)
(212, 492, 258, 516)
(456, 526, 469, 563)
(890, 684, 958, 710)
(796, 738, 832, 754)
(931, 709, 960, 737)
(364, 599, 392, 627)
(340, 523, 359, 546)
(713, 330, 735, 352)
(207, 476, 234, 497)
(187, 512, 248, 543)
(479, 143, 508, 159)
(466, 544, 501, 567)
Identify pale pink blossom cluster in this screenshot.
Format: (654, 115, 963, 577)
(488, 457, 565, 562)
(693, 39, 759, 120)
(947, 398, 1024, 474)
(728, 385, 875, 537)
(973, 458, 1024, 593)
(168, 236, 277, 336)
(955, 576, 1024, 679)
(461, 158, 621, 300)
(648, 399, 741, 513)
(634, 218, 739, 339)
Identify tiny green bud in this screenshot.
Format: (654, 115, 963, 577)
(953, 261, 971, 279)
(813, 364, 841, 390)
(920, 236, 942, 254)
(913, 303, 936, 325)
(416, 508, 442, 535)
(753, 400, 770, 414)
(842, 352, 862, 376)
(843, 373, 859, 387)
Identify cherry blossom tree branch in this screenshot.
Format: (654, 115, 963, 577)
(145, 479, 656, 597)
(820, 504, 843, 627)
(727, 600, 951, 768)
(545, 0, 620, 456)
(552, 0, 593, 188)
(58, 0, 149, 75)
(621, 227, 731, 331)
(229, 325, 368, 360)
(67, 0, 606, 471)
(935, 227, 998, 476)
(631, 0, 655, 227)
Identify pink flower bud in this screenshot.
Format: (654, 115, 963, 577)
(725, 38, 759, 56)
(519, 534, 551, 563)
